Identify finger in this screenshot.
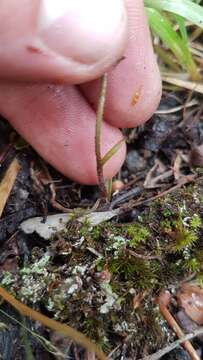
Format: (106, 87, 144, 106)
(0, 0, 127, 84)
(80, 0, 162, 128)
(0, 83, 126, 184)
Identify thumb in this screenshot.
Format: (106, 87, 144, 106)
(0, 0, 127, 84)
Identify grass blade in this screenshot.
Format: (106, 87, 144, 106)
(146, 8, 200, 80)
(173, 14, 188, 43)
(144, 0, 203, 29)
(100, 138, 126, 167)
(161, 74, 203, 94)
(154, 45, 181, 71)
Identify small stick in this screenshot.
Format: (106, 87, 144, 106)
(126, 248, 161, 261)
(157, 291, 200, 360)
(110, 186, 142, 209)
(95, 74, 108, 198)
(139, 327, 203, 360)
(0, 158, 21, 217)
(128, 174, 196, 209)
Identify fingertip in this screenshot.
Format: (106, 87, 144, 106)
(0, 0, 128, 84)
(0, 82, 126, 185)
(81, 0, 162, 128)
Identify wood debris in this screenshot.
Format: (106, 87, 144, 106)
(0, 158, 20, 217)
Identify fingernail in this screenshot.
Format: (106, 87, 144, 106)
(38, 0, 127, 64)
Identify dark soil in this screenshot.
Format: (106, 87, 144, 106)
(0, 89, 203, 360)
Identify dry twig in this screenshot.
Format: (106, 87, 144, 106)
(126, 248, 161, 261)
(157, 291, 200, 360)
(128, 174, 196, 210)
(0, 158, 20, 217)
(139, 327, 203, 360)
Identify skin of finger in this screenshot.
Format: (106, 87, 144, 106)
(0, 83, 126, 184)
(80, 0, 162, 128)
(0, 0, 127, 84)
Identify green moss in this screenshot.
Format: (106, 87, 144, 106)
(79, 218, 91, 238)
(127, 224, 150, 248)
(171, 224, 198, 252)
(159, 205, 201, 253)
(91, 225, 103, 241)
(183, 257, 201, 272)
(190, 214, 202, 230)
(109, 254, 158, 290)
(196, 274, 203, 288)
(162, 208, 173, 217)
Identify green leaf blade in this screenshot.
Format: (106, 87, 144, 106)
(146, 7, 200, 80)
(144, 0, 203, 29)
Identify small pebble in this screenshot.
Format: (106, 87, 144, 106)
(125, 150, 146, 173)
(112, 180, 124, 192)
(19, 189, 29, 200)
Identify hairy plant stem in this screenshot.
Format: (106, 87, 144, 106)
(95, 73, 108, 198)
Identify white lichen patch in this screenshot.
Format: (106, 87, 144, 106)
(72, 265, 88, 276)
(1, 272, 17, 286)
(99, 283, 119, 314)
(20, 276, 47, 303)
(106, 235, 127, 256)
(20, 254, 50, 275)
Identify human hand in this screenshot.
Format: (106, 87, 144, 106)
(0, 0, 161, 184)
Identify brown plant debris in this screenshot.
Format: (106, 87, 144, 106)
(0, 158, 20, 217)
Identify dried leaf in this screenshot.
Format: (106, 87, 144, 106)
(0, 158, 20, 217)
(20, 210, 119, 239)
(144, 160, 172, 189)
(177, 284, 203, 325)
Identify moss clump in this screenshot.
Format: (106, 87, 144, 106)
(127, 224, 150, 248)
(159, 199, 202, 254)
(183, 257, 201, 272)
(0, 182, 202, 357)
(190, 214, 202, 230)
(109, 254, 158, 289)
